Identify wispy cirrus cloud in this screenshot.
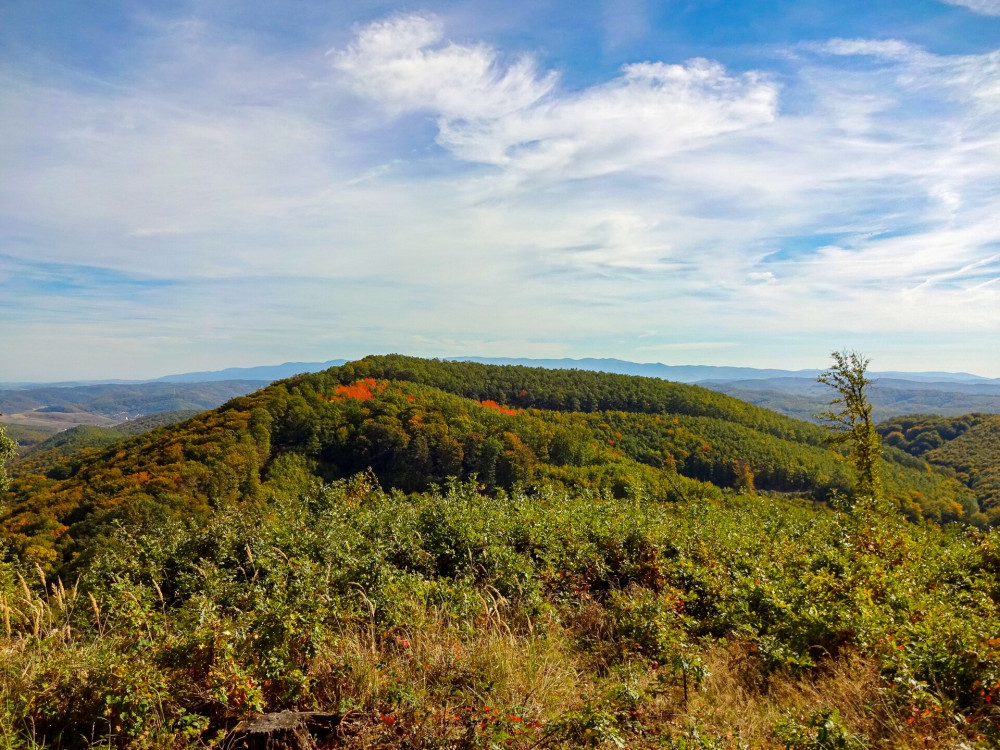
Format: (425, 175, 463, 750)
(331, 15, 556, 120)
(2, 9, 1000, 378)
(940, 0, 1000, 16)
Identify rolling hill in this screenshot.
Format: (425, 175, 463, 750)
(2, 355, 981, 572)
(702, 377, 1000, 422)
(879, 413, 1000, 513)
(10, 411, 201, 477)
(452, 356, 999, 385)
(0, 380, 270, 419)
(155, 359, 347, 383)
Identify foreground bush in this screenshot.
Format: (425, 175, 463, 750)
(2, 477, 999, 748)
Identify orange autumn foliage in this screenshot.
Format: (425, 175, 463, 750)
(322, 378, 387, 402)
(477, 400, 520, 416)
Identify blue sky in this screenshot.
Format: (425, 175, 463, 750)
(2, 0, 999, 380)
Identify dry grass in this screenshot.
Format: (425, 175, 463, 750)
(306, 616, 984, 749)
(305, 605, 593, 748)
(294, 608, 965, 749)
(2, 572, 990, 750)
(639, 642, 971, 750)
(3, 583, 983, 749)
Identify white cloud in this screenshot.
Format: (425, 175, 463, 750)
(332, 14, 778, 178)
(2, 12, 1000, 377)
(815, 37, 1000, 113)
(0, 31, 342, 277)
(331, 15, 554, 119)
(818, 38, 919, 60)
(940, 0, 1000, 15)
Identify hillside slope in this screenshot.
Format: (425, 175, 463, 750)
(880, 413, 1000, 513)
(705, 378, 1000, 422)
(11, 411, 201, 475)
(4, 357, 1000, 749)
(3, 356, 979, 570)
(6, 481, 1000, 749)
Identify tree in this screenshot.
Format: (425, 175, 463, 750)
(817, 351, 883, 503)
(0, 419, 15, 492)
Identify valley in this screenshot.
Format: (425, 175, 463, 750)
(0, 380, 271, 450)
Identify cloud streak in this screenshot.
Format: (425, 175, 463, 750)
(940, 0, 1000, 16)
(2, 10, 1000, 378)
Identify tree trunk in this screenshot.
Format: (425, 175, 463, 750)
(228, 711, 340, 750)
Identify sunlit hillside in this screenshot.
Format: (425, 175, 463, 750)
(2, 356, 982, 570)
(2, 358, 1000, 748)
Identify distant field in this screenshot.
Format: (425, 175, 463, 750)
(10, 410, 203, 473)
(0, 380, 269, 450)
(1, 409, 119, 431)
(0, 379, 270, 418)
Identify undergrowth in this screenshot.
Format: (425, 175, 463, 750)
(2, 476, 999, 748)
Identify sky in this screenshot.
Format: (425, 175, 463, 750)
(1, 0, 999, 381)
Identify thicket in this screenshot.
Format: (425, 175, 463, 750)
(925, 417, 1000, 512)
(310, 356, 828, 446)
(3, 481, 999, 748)
(0, 422, 14, 492)
(11, 411, 201, 475)
(1, 424, 54, 451)
(879, 414, 986, 457)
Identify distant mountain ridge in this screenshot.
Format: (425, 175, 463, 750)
(703, 377, 1000, 422)
(448, 356, 819, 383)
(0, 381, 271, 419)
(449, 357, 1000, 421)
(0, 381, 271, 447)
(156, 359, 348, 383)
(0, 360, 349, 389)
(3, 356, 995, 389)
(450, 356, 999, 385)
(3, 357, 999, 435)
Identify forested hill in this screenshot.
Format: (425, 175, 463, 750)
(0, 380, 270, 445)
(879, 413, 1000, 512)
(318, 355, 825, 444)
(2, 355, 980, 571)
(11, 411, 201, 476)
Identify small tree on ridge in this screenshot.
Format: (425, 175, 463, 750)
(817, 351, 883, 504)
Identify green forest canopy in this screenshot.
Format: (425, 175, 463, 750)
(2, 355, 985, 573)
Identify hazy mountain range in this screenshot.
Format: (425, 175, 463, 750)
(448, 357, 1000, 385)
(0, 360, 348, 389)
(3, 357, 999, 446)
(4, 355, 998, 390)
